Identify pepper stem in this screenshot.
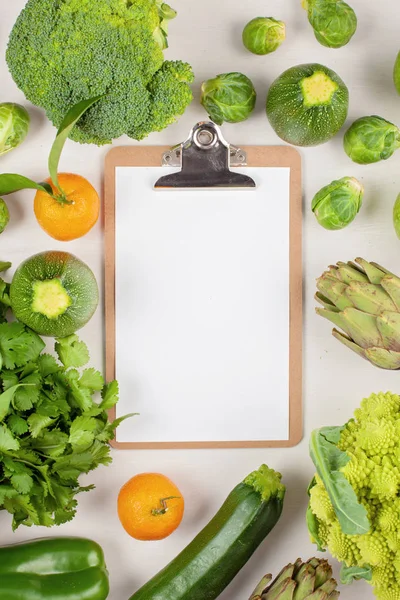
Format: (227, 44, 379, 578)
(151, 496, 180, 516)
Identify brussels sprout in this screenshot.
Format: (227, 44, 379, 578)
(344, 115, 400, 164)
(394, 51, 400, 95)
(393, 194, 400, 239)
(242, 17, 285, 55)
(304, 0, 357, 49)
(0, 103, 30, 156)
(312, 176, 363, 230)
(0, 198, 10, 234)
(200, 72, 256, 125)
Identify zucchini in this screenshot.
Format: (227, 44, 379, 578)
(266, 63, 349, 147)
(129, 464, 285, 600)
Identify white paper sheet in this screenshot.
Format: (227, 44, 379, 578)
(115, 167, 290, 443)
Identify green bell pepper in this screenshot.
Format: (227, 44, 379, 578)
(0, 537, 109, 599)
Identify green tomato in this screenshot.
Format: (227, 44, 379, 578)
(0, 103, 30, 156)
(312, 176, 363, 230)
(305, 0, 357, 48)
(200, 72, 256, 125)
(344, 115, 400, 164)
(242, 17, 285, 55)
(0, 198, 10, 234)
(394, 51, 400, 95)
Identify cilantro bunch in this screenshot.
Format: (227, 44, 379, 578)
(0, 269, 132, 530)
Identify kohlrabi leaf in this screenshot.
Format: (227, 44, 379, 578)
(0, 174, 52, 196)
(306, 503, 326, 552)
(48, 96, 102, 191)
(340, 564, 372, 585)
(309, 427, 370, 535)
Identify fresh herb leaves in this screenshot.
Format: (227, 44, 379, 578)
(0, 319, 131, 530)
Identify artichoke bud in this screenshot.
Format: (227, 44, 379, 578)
(249, 559, 340, 599)
(316, 258, 400, 369)
(312, 176, 364, 231)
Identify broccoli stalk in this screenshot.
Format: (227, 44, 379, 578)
(6, 0, 194, 145)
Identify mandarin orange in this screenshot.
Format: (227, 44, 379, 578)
(34, 173, 100, 241)
(117, 473, 184, 541)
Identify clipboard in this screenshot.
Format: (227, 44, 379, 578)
(105, 122, 302, 449)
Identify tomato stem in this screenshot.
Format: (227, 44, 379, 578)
(151, 496, 180, 516)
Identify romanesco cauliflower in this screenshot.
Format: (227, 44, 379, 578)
(308, 392, 400, 600)
(6, 0, 194, 145)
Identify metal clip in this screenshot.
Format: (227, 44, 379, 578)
(155, 121, 255, 189)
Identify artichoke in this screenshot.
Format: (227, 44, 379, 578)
(316, 258, 400, 369)
(249, 558, 339, 599)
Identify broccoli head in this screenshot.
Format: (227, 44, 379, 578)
(6, 0, 194, 145)
(308, 392, 400, 600)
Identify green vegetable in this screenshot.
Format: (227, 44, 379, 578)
(315, 258, 400, 369)
(307, 391, 400, 600)
(266, 63, 349, 146)
(303, 0, 357, 49)
(249, 558, 340, 599)
(200, 72, 256, 125)
(0, 103, 29, 156)
(0, 97, 101, 209)
(344, 115, 400, 164)
(0, 537, 109, 599)
(0, 284, 133, 529)
(312, 176, 364, 230)
(394, 51, 400, 95)
(10, 251, 99, 338)
(130, 464, 285, 600)
(393, 194, 400, 240)
(6, 0, 194, 145)
(242, 17, 285, 55)
(0, 198, 10, 234)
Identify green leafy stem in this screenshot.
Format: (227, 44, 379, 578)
(0, 95, 102, 204)
(309, 426, 370, 535)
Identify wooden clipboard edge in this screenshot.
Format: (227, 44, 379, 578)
(104, 145, 303, 449)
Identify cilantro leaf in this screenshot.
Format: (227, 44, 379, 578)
(100, 380, 119, 409)
(65, 371, 93, 412)
(88, 440, 112, 466)
(0, 323, 45, 370)
(0, 424, 19, 451)
(96, 413, 137, 442)
(0, 485, 18, 505)
(27, 414, 54, 438)
(55, 335, 90, 368)
(7, 414, 29, 435)
(32, 430, 69, 458)
(69, 416, 101, 449)
(11, 473, 34, 494)
(0, 383, 35, 422)
(52, 452, 94, 480)
(80, 368, 104, 391)
(37, 354, 60, 377)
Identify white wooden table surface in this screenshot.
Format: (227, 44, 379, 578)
(2, 1, 400, 598)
